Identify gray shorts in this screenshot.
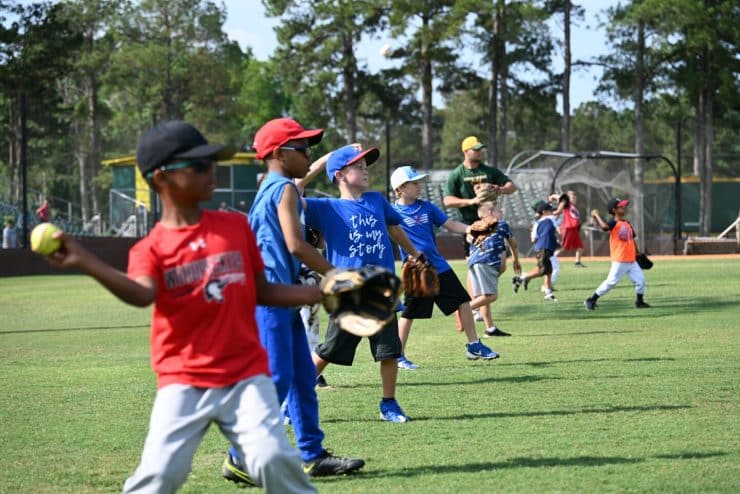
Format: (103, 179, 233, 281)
(469, 263, 500, 296)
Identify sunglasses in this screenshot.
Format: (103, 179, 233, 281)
(146, 159, 214, 178)
(279, 145, 312, 158)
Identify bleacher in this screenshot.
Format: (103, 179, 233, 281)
(499, 180, 550, 228)
(423, 169, 550, 228)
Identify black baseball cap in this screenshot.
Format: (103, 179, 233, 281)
(608, 197, 630, 214)
(136, 121, 235, 177)
(532, 199, 554, 214)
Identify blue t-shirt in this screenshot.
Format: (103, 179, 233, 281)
(304, 191, 402, 273)
(467, 220, 512, 268)
(392, 200, 451, 274)
(533, 215, 559, 251)
(248, 171, 302, 284)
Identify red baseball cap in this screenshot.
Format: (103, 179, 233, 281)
(607, 198, 630, 214)
(253, 118, 324, 159)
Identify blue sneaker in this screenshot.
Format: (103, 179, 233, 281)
(466, 340, 500, 360)
(379, 399, 409, 423)
(397, 354, 419, 370)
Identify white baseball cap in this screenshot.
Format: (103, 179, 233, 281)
(391, 165, 428, 190)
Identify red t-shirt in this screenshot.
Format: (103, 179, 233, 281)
(128, 210, 269, 388)
(561, 205, 581, 230)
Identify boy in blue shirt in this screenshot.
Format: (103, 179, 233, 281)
(467, 201, 520, 336)
(222, 118, 364, 486)
(390, 165, 499, 368)
(304, 145, 421, 423)
(512, 200, 558, 301)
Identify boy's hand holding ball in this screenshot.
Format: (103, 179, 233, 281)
(30, 222, 62, 255)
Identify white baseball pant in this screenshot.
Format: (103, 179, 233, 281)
(595, 261, 646, 297)
(122, 374, 315, 494)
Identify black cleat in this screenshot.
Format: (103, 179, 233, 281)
(222, 453, 257, 488)
(512, 276, 522, 293)
(584, 298, 597, 311)
(316, 374, 330, 388)
(485, 326, 511, 337)
(635, 301, 651, 308)
(574, 262, 587, 268)
(303, 450, 365, 477)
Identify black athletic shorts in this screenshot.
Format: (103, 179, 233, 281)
(315, 315, 402, 366)
(401, 269, 471, 319)
(535, 249, 554, 276)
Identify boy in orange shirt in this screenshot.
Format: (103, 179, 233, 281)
(585, 198, 650, 310)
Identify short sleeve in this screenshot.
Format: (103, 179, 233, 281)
(501, 221, 513, 239)
(379, 194, 402, 225)
(127, 239, 160, 280)
(606, 219, 617, 231)
(304, 197, 324, 230)
(495, 168, 511, 186)
(429, 203, 448, 227)
(444, 168, 460, 197)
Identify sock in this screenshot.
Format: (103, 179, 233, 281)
(637, 293, 644, 303)
(591, 293, 600, 301)
(381, 397, 395, 403)
(545, 288, 553, 295)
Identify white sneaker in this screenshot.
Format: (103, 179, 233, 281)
(473, 309, 483, 322)
(544, 292, 557, 301)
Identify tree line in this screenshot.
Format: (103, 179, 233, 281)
(0, 0, 737, 235)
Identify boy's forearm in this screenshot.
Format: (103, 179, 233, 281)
(258, 283, 322, 307)
(294, 241, 333, 275)
(443, 220, 470, 235)
(296, 151, 331, 190)
(80, 255, 155, 307)
(388, 225, 418, 257)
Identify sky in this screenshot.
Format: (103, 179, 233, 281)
(223, 0, 621, 110)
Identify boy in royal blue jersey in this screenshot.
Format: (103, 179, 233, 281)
(512, 200, 558, 301)
(390, 166, 499, 368)
(304, 145, 421, 423)
(222, 118, 364, 486)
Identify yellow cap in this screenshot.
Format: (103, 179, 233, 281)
(461, 136, 485, 152)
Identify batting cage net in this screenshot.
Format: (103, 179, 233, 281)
(500, 150, 680, 255)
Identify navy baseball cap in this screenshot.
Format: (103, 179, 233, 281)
(326, 145, 380, 182)
(136, 121, 235, 177)
(608, 197, 630, 214)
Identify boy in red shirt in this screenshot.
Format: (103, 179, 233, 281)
(585, 198, 650, 310)
(46, 121, 318, 493)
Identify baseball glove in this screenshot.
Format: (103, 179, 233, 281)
(474, 183, 499, 203)
(320, 265, 402, 337)
(468, 216, 499, 248)
(636, 253, 653, 270)
(401, 253, 440, 298)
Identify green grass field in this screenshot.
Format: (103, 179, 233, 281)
(1, 258, 738, 493)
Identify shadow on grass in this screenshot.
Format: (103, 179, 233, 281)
(0, 324, 148, 335)
(315, 450, 728, 482)
(523, 329, 640, 337)
(322, 404, 692, 424)
(334, 374, 558, 390)
(498, 356, 676, 368)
